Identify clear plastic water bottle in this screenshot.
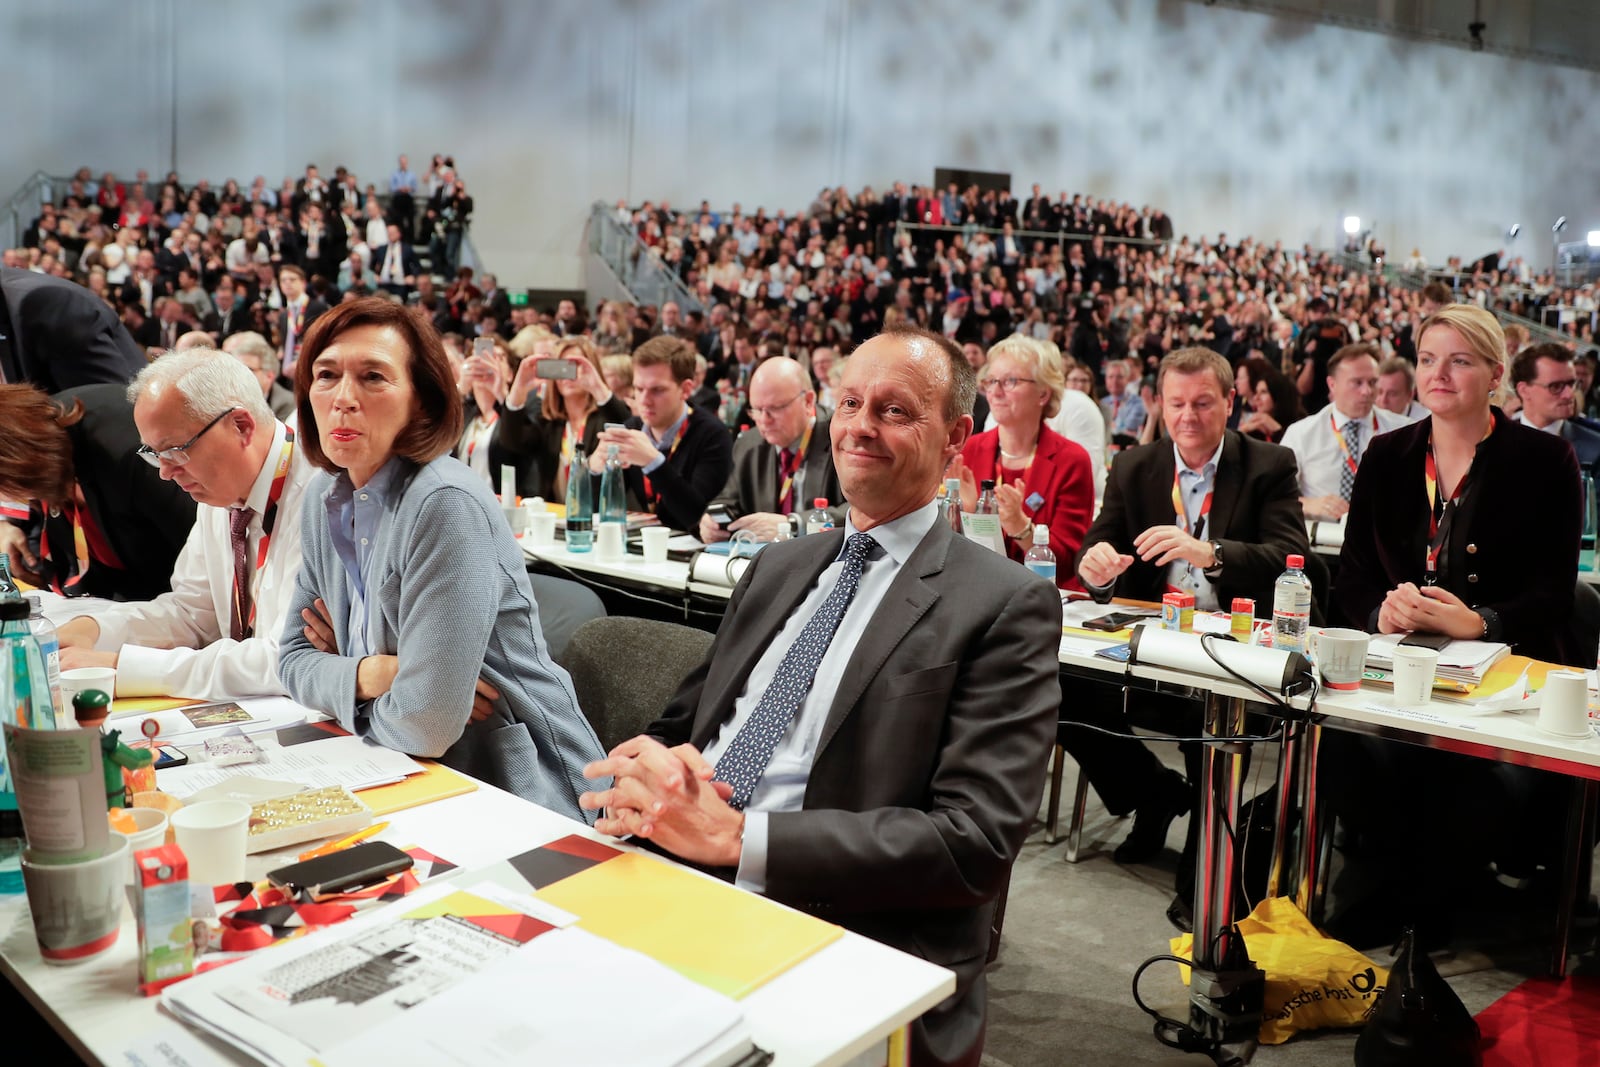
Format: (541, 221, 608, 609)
(1271, 553, 1313, 655)
(598, 444, 628, 526)
(565, 444, 594, 553)
(1, 598, 56, 892)
(0, 555, 18, 600)
(944, 477, 964, 534)
(976, 479, 998, 514)
(806, 498, 834, 536)
(1024, 524, 1056, 584)
(25, 595, 63, 729)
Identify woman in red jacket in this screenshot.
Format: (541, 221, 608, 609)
(949, 335, 1095, 589)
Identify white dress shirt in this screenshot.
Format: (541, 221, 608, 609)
(1518, 413, 1563, 435)
(701, 500, 937, 893)
(986, 387, 1107, 502)
(1279, 403, 1411, 500)
(86, 421, 313, 699)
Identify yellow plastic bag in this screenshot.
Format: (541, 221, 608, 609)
(1172, 896, 1389, 1045)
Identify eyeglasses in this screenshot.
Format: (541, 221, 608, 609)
(746, 392, 806, 418)
(135, 408, 236, 467)
(1533, 378, 1578, 395)
(982, 376, 1038, 395)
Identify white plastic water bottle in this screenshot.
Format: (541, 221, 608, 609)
(1271, 554, 1313, 655)
(1024, 524, 1056, 584)
(25, 595, 63, 728)
(806, 498, 834, 536)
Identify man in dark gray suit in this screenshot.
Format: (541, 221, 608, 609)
(698, 356, 844, 542)
(583, 325, 1062, 1067)
(0, 267, 146, 390)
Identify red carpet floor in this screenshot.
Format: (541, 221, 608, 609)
(1478, 976, 1600, 1066)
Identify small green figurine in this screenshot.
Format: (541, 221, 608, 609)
(73, 689, 152, 809)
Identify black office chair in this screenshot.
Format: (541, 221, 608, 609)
(1568, 578, 1600, 667)
(556, 617, 714, 750)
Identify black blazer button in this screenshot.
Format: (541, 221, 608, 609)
(1466, 543, 1478, 555)
(1467, 573, 1479, 583)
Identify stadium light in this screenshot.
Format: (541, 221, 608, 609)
(1342, 216, 1361, 236)
(1587, 231, 1600, 248)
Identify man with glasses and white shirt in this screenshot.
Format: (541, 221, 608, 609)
(1510, 341, 1600, 477)
(700, 357, 843, 543)
(1280, 343, 1411, 521)
(52, 350, 315, 700)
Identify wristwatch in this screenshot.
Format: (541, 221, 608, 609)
(1203, 539, 1224, 577)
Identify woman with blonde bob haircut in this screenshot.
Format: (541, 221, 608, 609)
(1325, 301, 1581, 944)
(977, 335, 1108, 501)
(951, 334, 1093, 589)
(498, 332, 629, 501)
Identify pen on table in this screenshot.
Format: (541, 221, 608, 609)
(298, 821, 389, 861)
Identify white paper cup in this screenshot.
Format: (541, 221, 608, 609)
(1313, 628, 1369, 691)
(20, 833, 130, 964)
(502, 503, 530, 537)
(528, 512, 557, 545)
(1539, 669, 1592, 738)
(1390, 645, 1440, 707)
(170, 800, 250, 886)
(122, 807, 169, 853)
(641, 525, 670, 564)
(61, 666, 117, 708)
(595, 521, 626, 560)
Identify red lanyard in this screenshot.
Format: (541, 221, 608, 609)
(1330, 410, 1379, 479)
(777, 422, 813, 509)
(1170, 464, 1213, 540)
(463, 411, 498, 467)
(234, 429, 295, 637)
(1423, 421, 1493, 578)
(641, 415, 690, 507)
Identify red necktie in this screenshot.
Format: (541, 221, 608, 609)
(778, 449, 795, 515)
(229, 507, 255, 641)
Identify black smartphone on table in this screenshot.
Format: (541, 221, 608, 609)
(266, 841, 413, 900)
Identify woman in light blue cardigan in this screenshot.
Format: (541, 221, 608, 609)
(278, 297, 604, 820)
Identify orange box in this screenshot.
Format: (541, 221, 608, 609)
(134, 842, 193, 995)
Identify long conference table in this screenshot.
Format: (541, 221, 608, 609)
(519, 532, 1600, 1045)
(0, 710, 954, 1067)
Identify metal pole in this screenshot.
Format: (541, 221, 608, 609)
(1294, 722, 1331, 925)
(1265, 721, 1298, 900)
(1552, 778, 1597, 977)
(1189, 691, 1259, 1048)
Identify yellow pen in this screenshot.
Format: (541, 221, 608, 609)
(297, 821, 389, 861)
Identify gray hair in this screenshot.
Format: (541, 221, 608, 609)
(223, 331, 279, 376)
(128, 348, 273, 424)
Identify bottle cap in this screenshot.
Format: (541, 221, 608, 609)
(1286, 554, 1304, 569)
(0, 599, 27, 621)
(25, 592, 42, 614)
(980, 479, 995, 490)
(813, 497, 828, 508)
(1033, 524, 1049, 544)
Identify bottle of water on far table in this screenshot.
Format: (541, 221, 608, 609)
(598, 444, 628, 526)
(806, 498, 834, 536)
(943, 477, 963, 534)
(1271, 553, 1313, 655)
(1, 598, 57, 892)
(976, 479, 998, 514)
(25, 595, 63, 728)
(566, 444, 594, 553)
(1024, 524, 1056, 584)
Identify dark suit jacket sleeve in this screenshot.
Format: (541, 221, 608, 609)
(1216, 444, 1308, 601)
(624, 412, 734, 531)
(1077, 447, 1138, 602)
(12, 273, 147, 389)
(761, 576, 1061, 913)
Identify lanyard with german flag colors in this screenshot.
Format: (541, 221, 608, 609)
(234, 428, 294, 638)
(1423, 420, 1493, 581)
(1330, 410, 1378, 480)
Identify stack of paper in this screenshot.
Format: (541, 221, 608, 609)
(1365, 634, 1510, 684)
(163, 882, 760, 1067)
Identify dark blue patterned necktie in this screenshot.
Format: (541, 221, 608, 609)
(715, 532, 876, 810)
(1340, 419, 1360, 500)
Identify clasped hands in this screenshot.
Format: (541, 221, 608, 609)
(1377, 582, 1480, 639)
(579, 736, 744, 868)
(1076, 526, 1213, 588)
(299, 598, 501, 722)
